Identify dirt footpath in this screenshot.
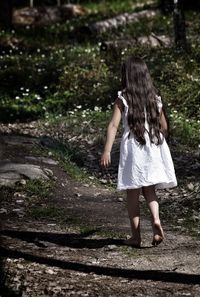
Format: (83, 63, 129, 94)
(0, 134, 200, 297)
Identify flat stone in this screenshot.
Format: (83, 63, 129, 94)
(0, 172, 21, 186)
(0, 161, 52, 186)
(1, 135, 39, 146)
(25, 156, 58, 165)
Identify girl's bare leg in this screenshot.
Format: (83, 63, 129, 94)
(142, 185, 164, 245)
(125, 188, 141, 247)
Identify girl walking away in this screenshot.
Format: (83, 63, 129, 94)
(101, 56, 177, 248)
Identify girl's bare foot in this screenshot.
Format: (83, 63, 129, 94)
(152, 221, 164, 246)
(124, 236, 141, 248)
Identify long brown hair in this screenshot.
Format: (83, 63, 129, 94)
(121, 56, 163, 145)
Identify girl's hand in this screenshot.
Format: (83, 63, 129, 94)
(100, 151, 111, 168)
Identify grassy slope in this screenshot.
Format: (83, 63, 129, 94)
(0, 0, 199, 144)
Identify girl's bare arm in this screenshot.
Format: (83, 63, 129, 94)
(101, 100, 122, 167)
(160, 109, 168, 137)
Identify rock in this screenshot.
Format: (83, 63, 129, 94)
(0, 161, 52, 187)
(20, 179, 27, 185)
(0, 172, 21, 186)
(12, 208, 23, 212)
(14, 192, 26, 198)
(99, 179, 107, 184)
(192, 215, 200, 222)
(105, 245, 117, 251)
(45, 268, 57, 275)
(0, 208, 8, 214)
(1, 135, 39, 146)
(25, 156, 58, 165)
(187, 183, 194, 191)
(43, 168, 53, 177)
(75, 193, 82, 197)
(16, 200, 24, 204)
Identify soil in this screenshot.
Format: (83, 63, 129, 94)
(0, 126, 200, 297)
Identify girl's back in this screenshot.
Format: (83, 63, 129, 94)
(117, 57, 177, 190)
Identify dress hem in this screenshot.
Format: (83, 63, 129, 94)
(117, 182, 177, 191)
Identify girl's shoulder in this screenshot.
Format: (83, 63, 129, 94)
(155, 94, 162, 112)
(117, 90, 128, 108)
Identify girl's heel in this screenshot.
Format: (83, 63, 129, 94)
(152, 234, 163, 246)
(123, 237, 141, 248)
(152, 221, 164, 246)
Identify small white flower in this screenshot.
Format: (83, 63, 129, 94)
(94, 106, 101, 112)
(35, 94, 41, 100)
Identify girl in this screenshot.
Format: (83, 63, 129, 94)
(101, 56, 177, 247)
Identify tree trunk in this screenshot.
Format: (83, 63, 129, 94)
(0, 0, 13, 30)
(100, 34, 171, 51)
(13, 4, 87, 26)
(85, 9, 159, 35)
(30, 0, 34, 8)
(173, 0, 187, 50)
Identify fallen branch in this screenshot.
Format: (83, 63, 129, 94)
(13, 4, 87, 26)
(86, 9, 159, 35)
(100, 34, 171, 51)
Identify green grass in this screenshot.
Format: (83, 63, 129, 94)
(0, 2, 199, 145)
(40, 139, 91, 180)
(84, 0, 152, 16)
(21, 179, 54, 199)
(30, 205, 73, 222)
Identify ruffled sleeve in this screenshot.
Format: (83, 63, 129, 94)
(117, 91, 128, 109)
(156, 95, 163, 113)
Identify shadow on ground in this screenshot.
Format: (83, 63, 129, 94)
(1, 244, 200, 285)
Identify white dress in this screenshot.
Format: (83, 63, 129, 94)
(117, 91, 177, 190)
